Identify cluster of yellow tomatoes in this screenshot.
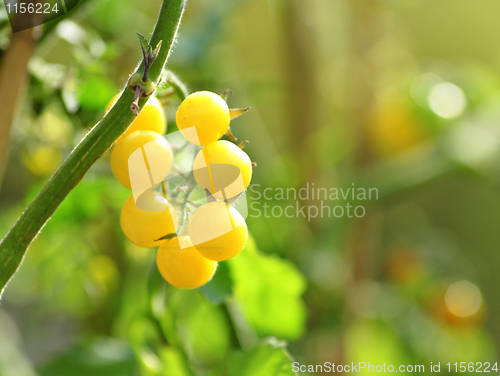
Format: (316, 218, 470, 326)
(107, 90, 252, 289)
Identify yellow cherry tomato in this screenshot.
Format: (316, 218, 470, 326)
(156, 236, 217, 289)
(22, 144, 62, 177)
(189, 201, 248, 261)
(175, 91, 230, 146)
(193, 140, 252, 200)
(111, 130, 173, 190)
(120, 191, 178, 248)
(105, 95, 166, 142)
(367, 101, 427, 157)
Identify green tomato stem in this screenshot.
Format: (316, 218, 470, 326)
(0, 0, 187, 296)
(165, 71, 189, 101)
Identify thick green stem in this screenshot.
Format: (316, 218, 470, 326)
(0, 0, 187, 295)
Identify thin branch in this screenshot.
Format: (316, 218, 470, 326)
(0, 27, 38, 191)
(0, 6, 43, 191)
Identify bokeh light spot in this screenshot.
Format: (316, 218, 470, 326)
(428, 82, 466, 118)
(445, 280, 482, 317)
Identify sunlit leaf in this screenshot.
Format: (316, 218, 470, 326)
(158, 346, 193, 376)
(78, 76, 117, 111)
(198, 261, 233, 304)
(164, 289, 231, 366)
(38, 338, 137, 376)
(227, 237, 307, 341)
(227, 342, 297, 376)
(345, 319, 410, 375)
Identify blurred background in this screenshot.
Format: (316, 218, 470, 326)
(1, 0, 500, 374)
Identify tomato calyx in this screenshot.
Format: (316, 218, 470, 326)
(225, 126, 238, 142)
(238, 140, 249, 149)
(224, 108, 251, 143)
(204, 188, 217, 203)
(219, 89, 234, 102)
(154, 232, 178, 243)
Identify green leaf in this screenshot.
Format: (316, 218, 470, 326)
(165, 289, 231, 366)
(128, 317, 164, 374)
(114, 258, 154, 338)
(136, 32, 149, 55)
(77, 76, 117, 111)
(38, 338, 138, 376)
(198, 261, 233, 304)
(153, 40, 163, 60)
(346, 320, 411, 375)
(164, 70, 189, 101)
(227, 237, 307, 341)
(228, 342, 297, 376)
(158, 346, 193, 376)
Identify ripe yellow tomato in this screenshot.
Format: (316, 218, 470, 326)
(192, 140, 252, 200)
(110, 130, 173, 190)
(22, 145, 61, 177)
(189, 201, 248, 261)
(156, 236, 217, 289)
(120, 191, 178, 248)
(368, 101, 427, 157)
(176, 91, 230, 146)
(106, 95, 166, 142)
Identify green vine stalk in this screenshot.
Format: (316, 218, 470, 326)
(0, 0, 187, 295)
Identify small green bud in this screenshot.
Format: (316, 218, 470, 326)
(142, 81, 156, 97)
(129, 73, 143, 89)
